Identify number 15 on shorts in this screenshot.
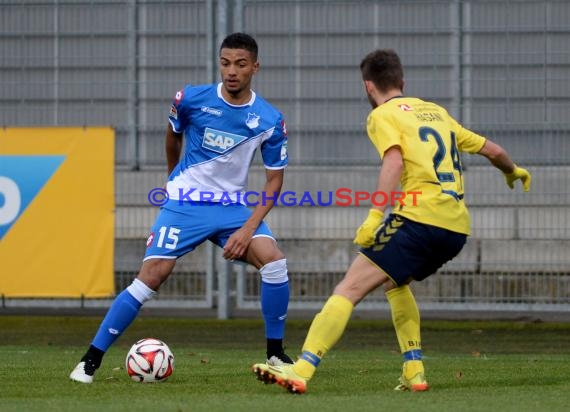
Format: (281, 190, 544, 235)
(155, 226, 180, 250)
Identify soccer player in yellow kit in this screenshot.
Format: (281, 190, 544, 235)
(251, 49, 531, 394)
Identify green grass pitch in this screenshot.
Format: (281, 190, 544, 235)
(1, 316, 569, 412)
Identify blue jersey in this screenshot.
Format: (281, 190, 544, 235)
(166, 83, 288, 203)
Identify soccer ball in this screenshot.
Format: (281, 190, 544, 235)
(125, 338, 175, 383)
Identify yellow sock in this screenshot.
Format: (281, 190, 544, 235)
(386, 285, 423, 370)
(403, 360, 425, 380)
(293, 294, 353, 379)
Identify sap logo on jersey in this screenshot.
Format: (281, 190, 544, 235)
(202, 128, 247, 154)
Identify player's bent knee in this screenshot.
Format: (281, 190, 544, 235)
(383, 277, 409, 292)
(137, 259, 176, 290)
(331, 285, 361, 306)
(248, 236, 285, 264)
(126, 278, 157, 304)
(332, 279, 375, 305)
(260, 258, 288, 284)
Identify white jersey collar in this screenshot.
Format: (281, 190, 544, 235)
(217, 82, 256, 107)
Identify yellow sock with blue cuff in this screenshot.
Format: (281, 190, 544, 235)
(293, 294, 354, 379)
(386, 285, 424, 378)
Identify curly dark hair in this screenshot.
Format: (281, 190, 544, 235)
(220, 32, 258, 60)
(360, 49, 404, 93)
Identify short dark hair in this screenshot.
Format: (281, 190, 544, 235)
(360, 49, 404, 93)
(220, 32, 258, 60)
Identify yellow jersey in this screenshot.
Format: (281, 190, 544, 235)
(366, 96, 486, 235)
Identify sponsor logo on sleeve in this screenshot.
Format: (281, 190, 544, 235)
(174, 89, 184, 103)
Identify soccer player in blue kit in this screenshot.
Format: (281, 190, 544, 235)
(70, 33, 292, 383)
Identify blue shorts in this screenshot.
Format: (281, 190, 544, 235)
(144, 200, 274, 260)
(359, 214, 467, 286)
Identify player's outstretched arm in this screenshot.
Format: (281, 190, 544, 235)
(222, 169, 284, 260)
(477, 139, 531, 192)
(247, 168, 284, 227)
(354, 146, 403, 247)
(165, 124, 183, 175)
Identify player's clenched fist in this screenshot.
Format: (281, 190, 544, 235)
(503, 165, 531, 192)
(353, 209, 384, 248)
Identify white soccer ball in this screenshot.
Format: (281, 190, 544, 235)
(125, 338, 175, 383)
